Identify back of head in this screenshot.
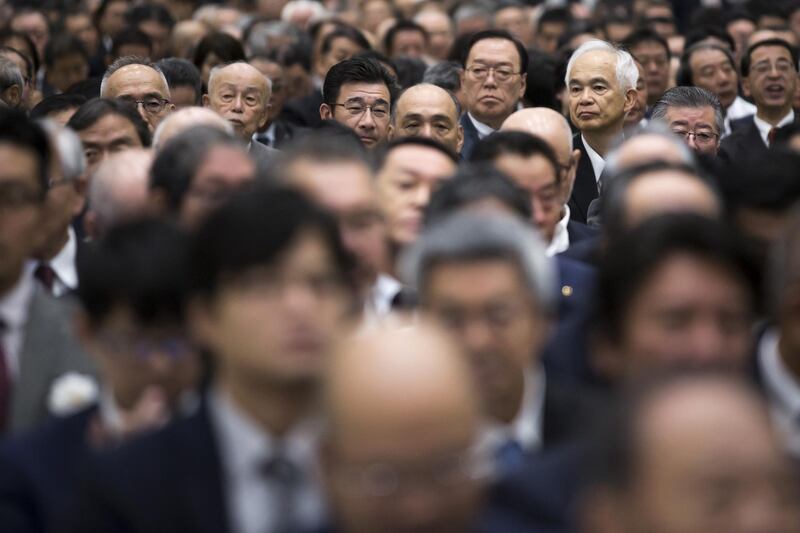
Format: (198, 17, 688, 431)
(88, 149, 153, 238)
(0, 106, 50, 195)
(0, 55, 24, 106)
(152, 106, 234, 150)
(67, 97, 151, 147)
(30, 93, 87, 121)
(422, 60, 462, 92)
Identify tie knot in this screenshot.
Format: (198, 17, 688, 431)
(262, 453, 301, 486)
(768, 126, 778, 145)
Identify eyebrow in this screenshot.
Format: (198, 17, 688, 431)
(345, 97, 390, 105)
(402, 113, 454, 122)
(120, 92, 164, 99)
(569, 76, 610, 85)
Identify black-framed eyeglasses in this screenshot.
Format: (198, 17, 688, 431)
(117, 96, 171, 115)
(465, 65, 521, 82)
(671, 129, 719, 145)
(334, 101, 390, 119)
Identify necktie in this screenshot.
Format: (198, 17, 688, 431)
(0, 320, 10, 434)
(263, 449, 301, 533)
(34, 263, 56, 293)
(495, 439, 526, 475)
(768, 127, 778, 146)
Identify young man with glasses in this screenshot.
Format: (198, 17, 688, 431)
(651, 86, 724, 157)
(458, 29, 528, 160)
(100, 56, 175, 132)
(319, 56, 398, 149)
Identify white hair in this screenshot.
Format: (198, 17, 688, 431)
(207, 62, 272, 99)
(38, 119, 86, 183)
(88, 149, 153, 231)
(281, 0, 329, 24)
(565, 39, 638, 92)
(152, 106, 235, 150)
(100, 58, 171, 100)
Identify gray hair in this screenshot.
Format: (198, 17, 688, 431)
(650, 86, 725, 137)
(605, 120, 695, 177)
(207, 61, 272, 98)
(453, 2, 493, 25)
(422, 61, 462, 93)
(565, 39, 639, 92)
(400, 212, 558, 314)
(38, 119, 86, 183)
(0, 56, 23, 99)
(100, 56, 171, 99)
(245, 20, 300, 56)
(88, 149, 153, 232)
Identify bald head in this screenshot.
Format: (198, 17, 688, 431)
(152, 106, 235, 150)
(204, 62, 271, 140)
(502, 107, 573, 156)
(391, 83, 464, 153)
(612, 133, 692, 171)
(101, 62, 173, 131)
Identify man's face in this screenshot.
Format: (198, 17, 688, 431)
(193, 230, 350, 386)
(534, 22, 566, 53)
(375, 145, 457, 246)
(316, 37, 364, 79)
(615, 254, 753, 377)
(321, 82, 392, 148)
(36, 149, 86, 258)
(461, 38, 526, 129)
(415, 11, 453, 60)
(391, 86, 464, 153)
(181, 145, 255, 229)
(493, 7, 532, 45)
(47, 53, 89, 94)
(625, 62, 648, 127)
(391, 29, 427, 59)
(424, 259, 545, 423)
(287, 160, 387, 290)
(104, 65, 174, 131)
(204, 64, 270, 140)
(138, 20, 171, 60)
(568, 50, 636, 134)
(624, 170, 720, 229)
(11, 12, 48, 59)
(744, 45, 798, 114)
(65, 13, 99, 54)
(99, 0, 128, 37)
(689, 48, 738, 109)
(250, 59, 288, 122)
(169, 85, 198, 109)
(494, 153, 562, 244)
(664, 105, 720, 156)
(78, 113, 144, 176)
(630, 41, 670, 105)
(0, 143, 43, 292)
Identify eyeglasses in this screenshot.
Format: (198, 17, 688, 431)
(334, 101, 390, 119)
(117, 96, 171, 115)
(751, 59, 796, 76)
(465, 65, 521, 83)
(671, 129, 719, 145)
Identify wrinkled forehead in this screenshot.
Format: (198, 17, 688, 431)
(211, 65, 269, 95)
(108, 65, 170, 97)
(397, 86, 458, 118)
(570, 50, 619, 82)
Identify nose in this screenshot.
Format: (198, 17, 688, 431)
(358, 108, 377, 130)
(686, 133, 699, 151)
(421, 122, 433, 138)
(483, 68, 498, 87)
(463, 317, 494, 354)
(686, 320, 726, 366)
(578, 87, 593, 104)
(411, 183, 432, 208)
(232, 93, 244, 112)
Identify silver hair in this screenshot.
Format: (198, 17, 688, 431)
(88, 150, 152, 231)
(605, 120, 696, 177)
(100, 56, 171, 99)
(565, 39, 639, 92)
(400, 212, 558, 314)
(650, 86, 725, 138)
(207, 61, 272, 98)
(453, 2, 493, 25)
(245, 20, 300, 56)
(38, 119, 86, 183)
(0, 56, 23, 99)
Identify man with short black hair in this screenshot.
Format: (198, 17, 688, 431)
(155, 57, 201, 109)
(383, 20, 428, 59)
(30, 94, 87, 125)
(622, 28, 671, 107)
(43, 34, 90, 97)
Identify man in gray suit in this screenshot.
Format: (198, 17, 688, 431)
(203, 61, 278, 169)
(0, 109, 94, 435)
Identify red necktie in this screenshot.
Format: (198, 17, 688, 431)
(34, 263, 56, 293)
(0, 321, 10, 434)
(768, 127, 778, 146)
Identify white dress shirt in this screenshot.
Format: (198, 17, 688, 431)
(47, 227, 78, 297)
(467, 112, 496, 140)
(210, 388, 325, 533)
(753, 110, 795, 147)
(722, 95, 757, 137)
(0, 268, 35, 378)
(546, 206, 571, 257)
(758, 328, 800, 458)
(365, 273, 403, 319)
(483, 367, 546, 456)
(581, 134, 605, 184)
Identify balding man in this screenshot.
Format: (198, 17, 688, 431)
(152, 106, 234, 150)
(84, 149, 153, 239)
(100, 57, 175, 131)
(322, 323, 487, 533)
(203, 61, 277, 168)
(390, 83, 464, 154)
(502, 108, 597, 254)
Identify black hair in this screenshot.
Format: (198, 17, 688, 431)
(741, 38, 799, 77)
(774, 120, 800, 146)
(66, 76, 102, 99)
(67, 97, 151, 147)
(677, 42, 736, 87)
(720, 147, 800, 213)
(272, 41, 312, 72)
(0, 30, 39, 75)
(595, 213, 758, 343)
(0, 107, 51, 198)
(311, 119, 367, 145)
(383, 20, 428, 57)
(190, 187, 356, 297)
(30, 93, 88, 120)
(111, 27, 153, 58)
(126, 4, 175, 31)
(319, 25, 371, 58)
(622, 27, 671, 60)
(377, 135, 459, 168)
(354, 49, 396, 75)
(192, 32, 246, 71)
(322, 56, 399, 107)
(537, 7, 570, 28)
(426, 162, 531, 224)
(155, 57, 201, 104)
(683, 26, 735, 51)
(471, 130, 560, 183)
(44, 33, 89, 68)
(392, 56, 427, 89)
(461, 29, 528, 74)
(524, 50, 559, 110)
(77, 218, 190, 325)
(94, 0, 131, 32)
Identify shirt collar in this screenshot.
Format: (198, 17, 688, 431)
(759, 328, 800, 419)
(368, 274, 403, 317)
(546, 206, 571, 257)
(753, 110, 795, 147)
(467, 112, 496, 140)
(49, 227, 78, 292)
(0, 267, 35, 331)
(484, 366, 546, 453)
(581, 134, 605, 182)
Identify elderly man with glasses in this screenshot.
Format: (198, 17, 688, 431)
(651, 86, 724, 157)
(100, 56, 175, 132)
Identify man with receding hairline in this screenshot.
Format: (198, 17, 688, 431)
(101, 57, 174, 131)
(390, 83, 464, 154)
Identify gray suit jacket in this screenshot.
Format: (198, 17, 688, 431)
(9, 286, 96, 433)
(249, 140, 279, 172)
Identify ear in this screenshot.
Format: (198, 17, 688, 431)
(186, 295, 217, 349)
(319, 103, 333, 120)
(623, 88, 637, 114)
(168, 103, 175, 113)
(456, 124, 464, 153)
(742, 75, 752, 98)
(387, 123, 395, 139)
(518, 73, 527, 101)
(83, 210, 98, 241)
(202, 94, 210, 107)
(4, 85, 21, 107)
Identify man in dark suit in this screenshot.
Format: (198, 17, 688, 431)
(458, 29, 528, 160)
(249, 55, 307, 149)
(63, 189, 358, 533)
(719, 38, 798, 166)
(0, 219, 199, 533)
(564, 40, 638, 224)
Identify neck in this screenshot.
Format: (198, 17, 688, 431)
(217, 373, 317, 437)
(471, 111, 507, 131)
(36, 230, 69, 262)
(582, 127, 620, 157)
(778, 335, 800, 382)
(756, 106, 791, 127)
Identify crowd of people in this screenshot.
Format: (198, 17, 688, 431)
(1, 0, 800, 531)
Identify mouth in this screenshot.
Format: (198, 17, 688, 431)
(578, 111, 598, 120)
(764, 84, 786, 98)
(358, 135, 377, 145)
(480, 95, 501, 103)
(227, 118, 244, 127)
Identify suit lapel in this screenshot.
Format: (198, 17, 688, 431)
(459, 114, 480, 160)
(568, 135, 599, 224)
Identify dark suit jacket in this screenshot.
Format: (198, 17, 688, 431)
(63, 399, 228, 533)
(566, 220, 596, 247)
(558, 236, 600, 268)
(460, 113, 482, 161)
(282, 90, 324, 129)
(568, 134, 599, 225)
(249, 140, 279, 172)
(255, 119, 307, 149)
(719, 116, 767, 167)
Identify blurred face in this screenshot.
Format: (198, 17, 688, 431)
(689, 48, 738, 109)
(320, 82, 392, 148)
(204, 64, 270, 140)
(249, 59, 287, 122)
(568, 50, 636, 134)
(316, 37, 364, 79)
(424, 259, 545, 423)
(625, 62, 648, 127)
(493, 7, 532, 44)
(169, 85, 198, 109)
(84, 306, 199, 411)
(0, 143, 43, 292)
(65, 13, 99, 54)
(494, 153, 561, 243)
(624, 171, 720, 229)
(391, 29, 426, 59)
(663, 106, 721, 156)
(461, 38, 526, 129)
(194, 230, 350, 386)
(615, 254, 753, 376)
(361, 0, 392, 34)
(285, 62, 312, 98)
(11, 12, 48, 59)
(181, 145, 255, 228)
(534, 21, 566, 54)
(743, 45, 798, 116)
(78, 114, 144, 176)
(99, 0, 129, 37)
(104, 65, 174, 131)
(138, 20, 171, 60)
(375, 145, 457, 246)
(391, 86, 464, 153)
(36, 152, 85, 257)
(415, 11, 453, 60)
(630, 41, 670, 105)
(47, 53, 90, 93)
